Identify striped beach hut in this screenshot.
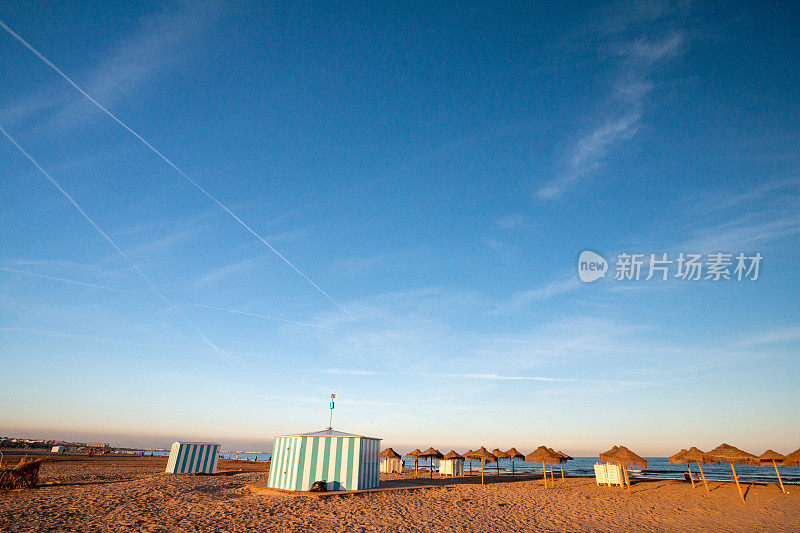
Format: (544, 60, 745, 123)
(165, 442, 220, 474)
(267, 429, 381, 491)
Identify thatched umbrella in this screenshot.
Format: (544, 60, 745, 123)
(419, 448, 444, 478)
(600, 445, 647, 494)
(406, 449, 422, 476)
(669, 447, 716, 491)
(381, 448, 401, 459)
(505, 448, 524, 477)
(472, 447, 497, 485)
(441, 450, 464, 477)
(545, 448, 567, 482)
(757, 450, 787, 494)
(491, 449, 509, 476)
(463, 450, 475, 473)
(707, 443, 758, 503)
(525, 446, 563, 489)
(599, 445, 619, 463)
(381, 448, 402, 473)
(555, 450, 573, 481)
(783, 447, 800, 467)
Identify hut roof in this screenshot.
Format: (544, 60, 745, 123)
(462, 450, 475, 458)
(707, 443, 758, 465)
(443, 450, 464, 460)
(505, 448, 524, 459)
(783, 447, 800, 467)
(757, 449, 785, 464)
(602, 446, 647, 468)
(491, 448, 509, 459)
(472, 447, 497, 462)
(525, 446, 563, 464)
(419, 447, 444, 459)
(279, 429, 377, 439)
(406, 448, 423, 458)
(380, 448, 401, 459)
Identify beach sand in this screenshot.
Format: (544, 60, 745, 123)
(1, 453, 798, 532)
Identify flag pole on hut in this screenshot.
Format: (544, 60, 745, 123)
(328, 394, 336, 430)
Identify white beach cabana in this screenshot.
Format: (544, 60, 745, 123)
(50, 446, 65, 453)
(165, 442, 220, 474)
(267, 429, 381, 491)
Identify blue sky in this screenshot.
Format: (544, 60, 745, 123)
(1, 1, 798, 455)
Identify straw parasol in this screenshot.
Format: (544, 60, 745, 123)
(782, 446, 800, 467)
(545, 448, 568, 483)
(600, 445, 647, 494)
(525, 446, 563, 489)
(555, 449, 572, 481)
(471, 447, 497, 485)
(505, 448, 524, 477)
(463, 450, 475, 473)
(670, 449, 694, 488)
(406, 449, 422, 476)
(418, 448, 444, 478)
(669, 447, 716, 492)
(491, 449, 509, 476)
(707, 443, 758, 503)
(381, 448, 401, 459)
(757, 450, 787, 494)
(439, 450, 463, 477)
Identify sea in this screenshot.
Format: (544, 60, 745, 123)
(118, 450, 799, 484)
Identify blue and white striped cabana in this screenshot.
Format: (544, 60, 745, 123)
(267, 429, 381, 491)
(165, 442, 220, 474)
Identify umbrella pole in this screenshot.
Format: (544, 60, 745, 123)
(773, 460, 786, 494)
(481, 459, 485, 485)
(560, 462, 564, 481)
(730, 462, 745, 503)
(623, 465, 631, 495)
(687, 463, 696, 488)
(543, 461, 548, 489)
(511, 458, 514, 477)
(697, 462, 709, 492)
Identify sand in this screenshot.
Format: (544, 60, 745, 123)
(1, 453, 798, 532)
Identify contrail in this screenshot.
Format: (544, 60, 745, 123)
(0, 123, 228, 359)
(0, 19, 356, 323)
(1, 266, 333, 330)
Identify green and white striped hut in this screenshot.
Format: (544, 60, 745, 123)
(165, 441, 220, 474)
(267, 429, 381, 491)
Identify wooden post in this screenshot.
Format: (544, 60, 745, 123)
(687, 463, 696, 488)
(623, 464, 631, 495)
(543, 461, 548, 488)
(730, 462, 745, 503)
(481, 458, 485, 485)
(697, 462, 709, 492)
(559, 462, 565, 481)
(773, 461, 786, 494)
(550, 462, 555, 483)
